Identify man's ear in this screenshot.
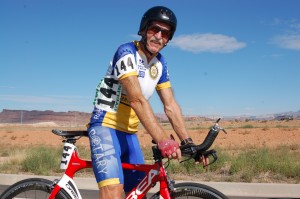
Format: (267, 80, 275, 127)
(140, 29, 146, 37)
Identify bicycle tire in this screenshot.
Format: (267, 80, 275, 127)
(0, 178, 70, 199)
(150, 182, 229, 199)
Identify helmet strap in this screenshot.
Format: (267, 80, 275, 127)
(140, 29, 161, 61)
(140, 36, 154, 57)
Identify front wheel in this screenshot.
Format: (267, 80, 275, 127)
(150, 182, 228, 199)
(0, 178, 70, 199)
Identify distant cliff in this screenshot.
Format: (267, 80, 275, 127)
(0, 109, 91, 126)
(1, 109, 299, 126)
(0, 109, 210, 126)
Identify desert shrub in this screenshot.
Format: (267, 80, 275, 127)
(21, 146, 61, 175)
(240, 124, 254, 128)
(208, 148, 231, 172)
(229, 147, 300, 182)
(167, 159, 205, 175)
(275, 125, 288, 128)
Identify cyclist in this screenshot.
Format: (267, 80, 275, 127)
(88, 6, 194, 199)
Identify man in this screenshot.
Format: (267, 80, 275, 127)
(88, 6, 194, 199)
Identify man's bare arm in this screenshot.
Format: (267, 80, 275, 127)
(157, 88, 190, 141)
(120, 75, 168, 143)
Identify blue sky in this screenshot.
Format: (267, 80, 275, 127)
(1, 0, 299, 117)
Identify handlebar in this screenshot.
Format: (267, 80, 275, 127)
(179, 118, 227, 165)
(181, 118, 226, 153)
(151, 118, 226, 165)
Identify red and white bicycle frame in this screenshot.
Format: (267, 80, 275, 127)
(49, 142, 173, 199)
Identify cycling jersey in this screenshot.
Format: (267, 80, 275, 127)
(90, 41, 171, 133)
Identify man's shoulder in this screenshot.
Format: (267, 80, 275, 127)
(116, 42, 137, 56)
(112, 41, 137, 65)
(156, 52, 167, 65)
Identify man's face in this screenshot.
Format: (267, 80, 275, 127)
(145, 21, 171, 54)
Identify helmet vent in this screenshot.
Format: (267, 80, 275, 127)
(161, 9, 170, 20)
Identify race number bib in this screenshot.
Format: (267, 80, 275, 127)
(94, 77, 122, 112)
(93, 54, 136, 112)
(114, 54, 136, 79)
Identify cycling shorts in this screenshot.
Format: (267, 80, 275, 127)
(88, 125, 145, 192)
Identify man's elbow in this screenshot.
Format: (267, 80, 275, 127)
(164, 105, 174, 115)
(164, 102, 181, 116)
(129, 97, 146, 109)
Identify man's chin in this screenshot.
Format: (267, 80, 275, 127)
(148, 46, 161, 54)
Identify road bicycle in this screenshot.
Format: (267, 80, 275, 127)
(0, 119, 228, 199)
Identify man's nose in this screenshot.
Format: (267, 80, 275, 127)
(154, 31, 162, 38)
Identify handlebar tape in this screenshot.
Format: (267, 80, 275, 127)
(179, 127, 220, 157)
(195, 127, 219, 152)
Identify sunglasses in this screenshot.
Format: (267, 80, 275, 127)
(147, 25, 171, 39)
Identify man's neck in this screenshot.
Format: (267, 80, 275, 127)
(139, 40, 157, 62)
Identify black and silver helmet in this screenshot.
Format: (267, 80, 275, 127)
(138, 6, 177, 40)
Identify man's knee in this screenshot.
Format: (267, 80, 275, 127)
(100, 184, 124, 199)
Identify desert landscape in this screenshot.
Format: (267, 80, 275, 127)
(0, 119, 299, 149)
(1, 116, 300, 183)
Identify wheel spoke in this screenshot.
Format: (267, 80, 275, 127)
(0, 178, 69, 199)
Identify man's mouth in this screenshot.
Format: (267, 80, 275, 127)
(150, 39, 162, 46)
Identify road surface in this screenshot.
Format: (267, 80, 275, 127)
(0, 185, 283, 199)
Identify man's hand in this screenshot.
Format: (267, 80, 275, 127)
(180, 138, 210, 168)
(158, 139, 181, 160)
(196, 155, 210, 168)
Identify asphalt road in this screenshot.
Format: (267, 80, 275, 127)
(0, 174, 299, 199)
(0, 185, 272, 199)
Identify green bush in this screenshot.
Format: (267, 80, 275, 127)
(21, 146, 61, 175)
(229, 147, 300, 182)
(240, 124, 254, 128)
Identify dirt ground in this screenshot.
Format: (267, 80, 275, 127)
(0, 119, 299, 149)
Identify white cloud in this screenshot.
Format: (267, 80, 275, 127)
(270, 18, 300, 30)
(268, 18, 300, 51)
(169, 33, 246, 53)
(271, 34, 300, 50)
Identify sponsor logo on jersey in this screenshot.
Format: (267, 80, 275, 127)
(149, 64, 158, 79)
(138, 59, 146, 70)
(139, 71, 145, 78)
(120, 94, 130, 106)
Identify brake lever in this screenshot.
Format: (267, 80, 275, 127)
(202, 149, 218, 167)
(219, 125, 227, 134)
(213, 119, 227, 134)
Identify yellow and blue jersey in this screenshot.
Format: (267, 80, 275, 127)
(90, 41, 171, 133)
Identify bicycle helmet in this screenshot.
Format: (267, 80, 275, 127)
(138, 6, 177, 40)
